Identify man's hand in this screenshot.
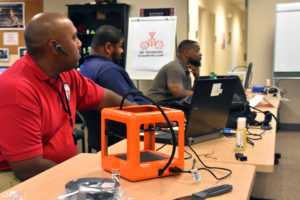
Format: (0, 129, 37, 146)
(96, 89, 137, 111)
(155, 121, 178, 128)
(187, 64, 199, 79)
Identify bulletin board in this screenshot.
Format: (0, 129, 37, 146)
(0, 0, 43, 54)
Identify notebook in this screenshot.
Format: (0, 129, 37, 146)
(151, 78, 236, 145)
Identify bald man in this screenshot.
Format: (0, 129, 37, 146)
(0, 12, 134, 187)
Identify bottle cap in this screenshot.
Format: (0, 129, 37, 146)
(237, 117, 246, 129)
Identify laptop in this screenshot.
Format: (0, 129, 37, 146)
(149, 77, 236, 145)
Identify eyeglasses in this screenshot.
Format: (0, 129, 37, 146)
(57, 75, 73, 127)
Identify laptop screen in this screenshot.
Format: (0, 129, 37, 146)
(185, 78, 236, 141)
(0, 67, 8, 75)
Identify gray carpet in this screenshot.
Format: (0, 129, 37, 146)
(251, 131, 300, 200)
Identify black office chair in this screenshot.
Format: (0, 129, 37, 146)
(80, 110, 124, 153)
(73, 111, 86, 153)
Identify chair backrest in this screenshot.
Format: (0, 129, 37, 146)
(73, 111, 86, 153)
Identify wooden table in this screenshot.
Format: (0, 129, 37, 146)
(1, 95, 278, 200)
(141, 96, 280, 173)
(0, 152, 256, 200)
(178, 96, 280, 173)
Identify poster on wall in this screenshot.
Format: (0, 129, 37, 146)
(18, 47, 26, 58)
(126, 16, 177, 80)
(0, 48, 9, 61)
(0, 2, 25, 30)
(3, 32, 19, 45)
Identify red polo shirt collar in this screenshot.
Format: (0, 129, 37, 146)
(23, 53, 60, 86)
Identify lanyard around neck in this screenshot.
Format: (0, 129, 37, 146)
(57, 75, 73, 127)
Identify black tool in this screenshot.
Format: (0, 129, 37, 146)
(235, 153, 247, 161)
(174, 184, 233, 200)
(192, 184, 233, 199)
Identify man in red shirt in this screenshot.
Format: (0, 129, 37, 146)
(0, 12, 134, 186)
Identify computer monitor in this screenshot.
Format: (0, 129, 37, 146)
(226, 71, 246, 86)
(0, 67, 8, 75)
(244, 62, 253, 89)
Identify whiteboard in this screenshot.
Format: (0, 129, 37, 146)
(125, 16, 177, 80)
(274, 3, 300, 78)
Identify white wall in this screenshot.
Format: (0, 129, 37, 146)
(247, 0, 300, 125)
(189, 0, 246, 77)
(43, 0, 188, 43)
(43, 0, 188, 92)
(2, 0, 298, 125)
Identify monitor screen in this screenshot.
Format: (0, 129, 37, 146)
(226, 71, 246, 87)
(0, 67, 8, 75)
(244, 62, 253, 89)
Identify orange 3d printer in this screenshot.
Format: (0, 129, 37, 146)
(101, 105, 185, 181)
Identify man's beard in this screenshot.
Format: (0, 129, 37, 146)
(188, 58, 201, 67)
(112, 52, 122, 65)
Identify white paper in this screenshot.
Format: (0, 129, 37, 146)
(210, 83, 223, 96)
(249, 94, 264, 107)
(3, 32, 19, 46)
(126, 16, 177, 80)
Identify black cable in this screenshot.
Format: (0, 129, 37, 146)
(247, 128, 266, 140)
(155, 141, 192, 160)
(156, 143, 167, 151)
(246, 138, 255, 146)
(57, 75, 73, 127)
(184, 150, 192, 160)
(232, 65, 247, 72)
(192, 159, 196, 169)
(120, 92, 232, 180)
(185, 144, 232, 180)
(176, 114, 232, 180)
(119, 92, 177, 177)
(170, 165, 232, 180)
(249, 105, 278, 125)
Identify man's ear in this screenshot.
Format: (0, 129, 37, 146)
(104, 42, 113, 55)
(48, 39, 59, 55)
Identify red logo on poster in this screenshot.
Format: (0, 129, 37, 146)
(140, 32, 164, 50)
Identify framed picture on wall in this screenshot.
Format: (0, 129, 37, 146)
(0, 48, 9, 61)
(18, 46, 26, 58)
(0, 2, 25, 30)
